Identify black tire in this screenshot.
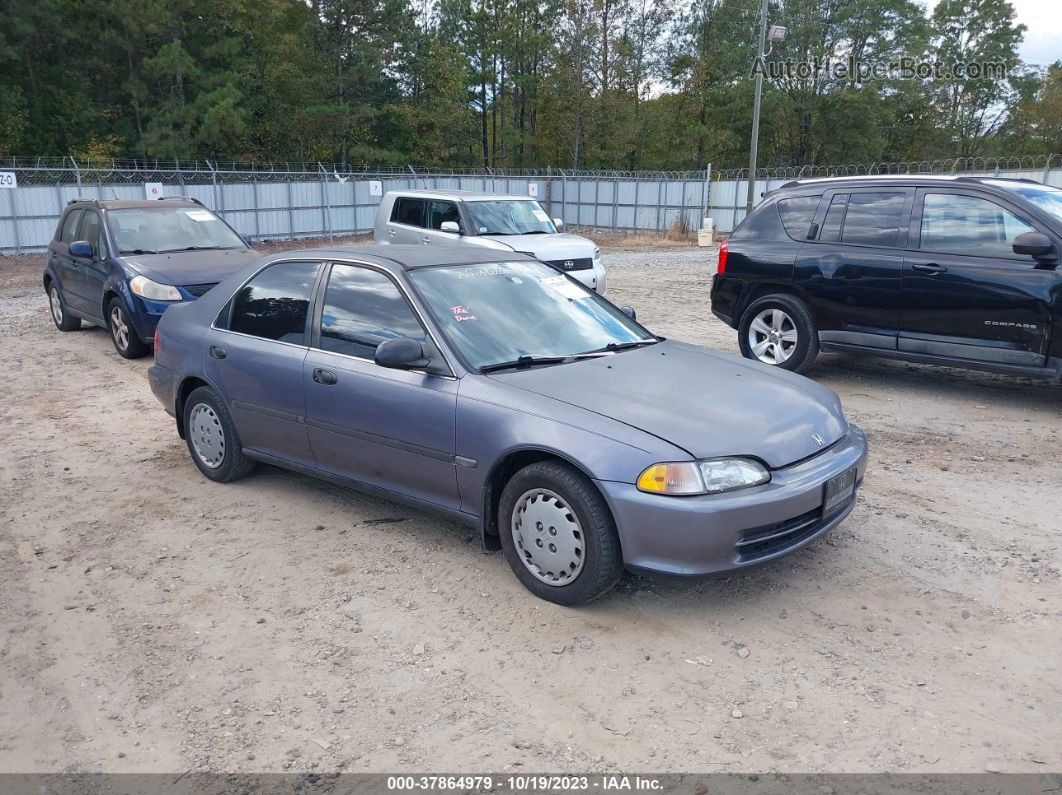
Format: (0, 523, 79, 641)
(182, 386, 256, 482)
(738, 293, 819, 373)
(47, 282, 81, 331)
(106, 296, 151, 359)
(498, 460, 623, 606)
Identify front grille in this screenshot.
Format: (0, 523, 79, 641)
(545, 257, 593, 272)
(735, 500, 851, 562)
(181, 283, 218, 298)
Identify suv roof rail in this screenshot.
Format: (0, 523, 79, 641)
(66, 197, 102, 207)
(955, 175, 1041, 185)
(157, 195, 204, 205)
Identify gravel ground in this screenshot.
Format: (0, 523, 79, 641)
(0, 243, 1059, 774)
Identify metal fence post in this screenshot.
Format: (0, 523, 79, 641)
(251, 170, 261, 242)
(70, 156, 82, 194)
(7, 189, 22, 255)
(561, 171, 568, 227)
(611, 174, 619, 231)
(655, 175, 664, 231)
(633, 179, 640, 231)
(207, 160, 219, 213)
(318, 162, 333, 242)
(285, 177, 295, 239)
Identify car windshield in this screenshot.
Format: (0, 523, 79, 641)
(108, 206, 245, 254)
(985, 181, 1062, 224)
(464, 200, 556, 236)
(408, 260, 655, 370)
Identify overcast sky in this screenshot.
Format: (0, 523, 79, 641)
(925, 0, 1061, 68)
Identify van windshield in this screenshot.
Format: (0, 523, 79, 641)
(464, 200, 556, 236)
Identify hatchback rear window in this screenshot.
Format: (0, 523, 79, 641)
(777, 196, 821, 240)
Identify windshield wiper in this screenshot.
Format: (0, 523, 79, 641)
(479, 354, 570, 373)
(159, 245, 231, 253)
(119, 248, 158, 254)
(578, 338, 660, 355)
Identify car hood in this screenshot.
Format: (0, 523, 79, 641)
(490, 340, 849, 469)
(479, 233, 596, 261)
(121, 248, 260, 286)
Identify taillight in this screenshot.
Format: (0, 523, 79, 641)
(153, 328, 160, 351)
(717, 239, 729, 274)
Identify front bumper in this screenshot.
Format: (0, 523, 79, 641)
(597, 425, 868, 576)
(148, 362, 179, 417)
(568, 259, 607, 295)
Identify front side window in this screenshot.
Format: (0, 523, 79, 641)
(228, 261, 321, 344)
(464, 200, 555, 235)
(840, 192, 906, 247)
(778, 196, 821, 240)
(108, 206, 245, 254)
(391, 198, 426, 227)
(79, 212, 107, 258)
(426, 201, 461, 231)
(982, 181, 1062, 224)
(60, 209, 83, 243)
(319, 264, 426, 359)
(408, 261, 652, 370)
(920, 193, 1036, 259)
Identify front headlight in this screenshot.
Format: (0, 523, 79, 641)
(593, 246, 601, 258)
(637, 458, 770, 496)
(130, 275, 182, 302)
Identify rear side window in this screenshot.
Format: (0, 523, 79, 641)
(228, 261, 321, 344)
(318, 264, 427, 359)
(391, 198, 425, 227)
(729, 201, 788, 241)
(777, 196, 821, 240)
(840, 192, 906, 247)
(819, 195, 847, 242)
(59, 209, 83, 243)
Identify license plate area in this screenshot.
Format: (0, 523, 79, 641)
(823, 467, 856, 516)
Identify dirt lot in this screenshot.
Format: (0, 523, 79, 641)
(1, 241, 1059, 775)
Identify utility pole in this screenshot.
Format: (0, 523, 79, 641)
(746, 0, 770, 215)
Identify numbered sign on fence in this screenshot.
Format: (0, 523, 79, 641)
(0, 172, 17, 189)
(144, 182, 164, 199)
(528, 183, 539, 197)
(368, 180, 382, 197)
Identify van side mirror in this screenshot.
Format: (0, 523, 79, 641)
(553, 217, 564, 229)
(374, 338, 430, 370)
(440, 221, 461, 234)
(620, 306, 637, 320)
(1012, 231, 1056, 262)
(69, 240, 94, 258)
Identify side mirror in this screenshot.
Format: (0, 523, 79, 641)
(620, 306, 637, 320)
(374, 338, 430, 370)
(440, 221, 461, 234)
(553, 217, 564, 229)
(1012, 231, 1056, 261)
(69, 240, 94, 258)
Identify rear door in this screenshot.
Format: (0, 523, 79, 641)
(386, 197, 427, 244)
(795, 187, 913, 349)
(900, 189, 1056, 366)
(205, 259, 323, 466)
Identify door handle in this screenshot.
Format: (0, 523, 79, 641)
(209, 345, 227, 359)
(312, 368, 338, 385)
(912, 262, 947, 274)
(388, 228, 396, 237)
(422, 237, 430, 245)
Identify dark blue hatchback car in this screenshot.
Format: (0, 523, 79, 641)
(44, 197, 259, 358)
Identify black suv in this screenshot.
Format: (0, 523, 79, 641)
(710, 175, 1062, 381)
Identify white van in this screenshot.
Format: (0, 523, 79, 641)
(373, 189, 607, 293)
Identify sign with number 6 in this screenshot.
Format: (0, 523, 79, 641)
(144, 182, 164, 198)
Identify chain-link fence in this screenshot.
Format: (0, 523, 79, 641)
(707, 154, 1062, 233)
(0, 158, 713, 254)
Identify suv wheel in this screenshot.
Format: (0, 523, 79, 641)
(48, 283, 81, 331)
(498, 461, 623, 606)
(106, 296, 150, 359)
(182, 386, 256, 482)
(738, 294, 818, 372)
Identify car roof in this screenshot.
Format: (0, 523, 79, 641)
(65, 197, 205, 210)
(384, 188, 535, 202)
(778, 174, 1042, 190)
(261, 244, 537, 272)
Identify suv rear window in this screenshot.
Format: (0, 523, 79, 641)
(391, 198, 426, 227)
(840, 192, 906, 247)
(730, 201, 787, 241)
(777, 196, 821, 240)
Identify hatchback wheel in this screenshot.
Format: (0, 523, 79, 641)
(738, 294, 818, 372)
(48, 284, 81, 331)
(498, 461, 623, 606)
(106, 297, 150, 359)
(182, 386, 256, 482)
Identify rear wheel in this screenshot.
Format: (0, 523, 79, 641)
(738, 294, 818, 373)
(182, 386, 256, 482)
(48, 283, 82, 331)
(106, 296, 150, 359)
(498, 461, 623, 606)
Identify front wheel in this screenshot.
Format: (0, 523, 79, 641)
(738, 294, 818, 373)
(107, 297, 150, 359)
(182, 386, 256, 482)
(498, 461, 623, 606)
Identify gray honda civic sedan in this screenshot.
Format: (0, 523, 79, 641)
(148, 246, 867, 605)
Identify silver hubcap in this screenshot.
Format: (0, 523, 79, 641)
(49, 287, 63, 324)
(748, 308, 798, 365)
(511, 488, 585, 586)
(189, 403, 226, 469)
(110, 306, 130, 351)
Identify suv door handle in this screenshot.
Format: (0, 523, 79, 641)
(421, 236, 430, 245)
(209, 345, 227, 359)
(912, 262, 947, 274)
(312, 368, 338, 385)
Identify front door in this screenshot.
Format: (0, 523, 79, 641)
(900, 189, 1056, 366)
(54, 209, 89, 314)
(303, 261, 460, 511)
(795, 187, 913, 349)
(75, 210, 110, 317)
(204, 259, 323, 466)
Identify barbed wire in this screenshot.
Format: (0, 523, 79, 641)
(714, 154, 1061, 180)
